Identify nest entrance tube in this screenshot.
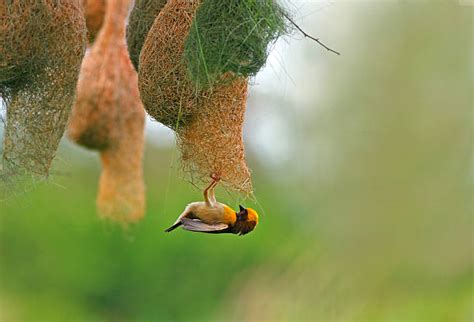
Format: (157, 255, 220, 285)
(68, 0, 146, 223)
(0, 0, 87, 178)
(178, 78, 252, 194)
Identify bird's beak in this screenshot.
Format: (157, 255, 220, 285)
(239, 205, 245, 212)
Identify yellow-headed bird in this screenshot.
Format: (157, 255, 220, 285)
(165, 175, 258, 235)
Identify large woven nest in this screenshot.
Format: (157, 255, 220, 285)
(81, 0, 106, 43)
(126, 0, 167, 71)
(0, 0, 86, 177)
(139, 0, 252, 193)
(68, 0, 146, 223)
(184, 0, 288, 89)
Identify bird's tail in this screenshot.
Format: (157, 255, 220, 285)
(164, 221, 182, 233)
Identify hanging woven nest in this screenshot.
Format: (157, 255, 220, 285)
(0, 0, 86, 178)
(139, 0, 253, 194)
(68, 0, 146, 223)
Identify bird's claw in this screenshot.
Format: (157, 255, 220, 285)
(210, 172, 221, 182)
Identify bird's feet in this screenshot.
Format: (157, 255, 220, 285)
(210, 172, 221, 183)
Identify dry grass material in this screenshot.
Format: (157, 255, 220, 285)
(138, 0, 202, 129)
(0, 0, 86, 177)
(82, 0, 106, 43)
(178, 78, 252, 194)
(68, 0, 146, 223)
(126, 0, 167, 71)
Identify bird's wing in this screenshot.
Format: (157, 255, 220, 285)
(169, 202, 202, 226)
(181, 218, 229, 233)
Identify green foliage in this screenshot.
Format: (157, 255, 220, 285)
(184, 0, 288, 89)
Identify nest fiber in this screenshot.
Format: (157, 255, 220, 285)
(126, 0, 167, 71)
(68, 0, 146, 223)
(81, 0, 106, 43)
(184, 0, 288, 89)
(0, 0, 86, 177)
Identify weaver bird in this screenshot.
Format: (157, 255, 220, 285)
(164, 175, 258, 235)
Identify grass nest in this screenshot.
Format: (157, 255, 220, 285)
(139, 0, 253, 193)
(0, 0, 86, 178)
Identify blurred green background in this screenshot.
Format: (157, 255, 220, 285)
(0, 2, 472, 321)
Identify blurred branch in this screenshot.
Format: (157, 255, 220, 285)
(283, 13, 341, 56)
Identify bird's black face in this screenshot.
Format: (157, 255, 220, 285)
(233, 205, 256, 235)
(236, 205, 248, 222)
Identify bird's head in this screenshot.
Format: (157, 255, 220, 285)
(232, 205, 258, 235)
